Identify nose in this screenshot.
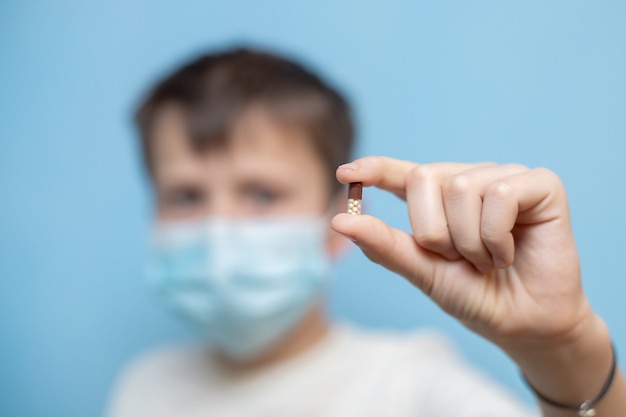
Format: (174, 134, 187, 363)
(205, 190, 239, 218)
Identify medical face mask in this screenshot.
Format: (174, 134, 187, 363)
(146, 217, 332, 359)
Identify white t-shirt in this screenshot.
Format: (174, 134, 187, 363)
(106, 324, 537, 417)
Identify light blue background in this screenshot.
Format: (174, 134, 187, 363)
(1, 1, 625, 416)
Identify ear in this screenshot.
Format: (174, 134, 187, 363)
(325, 193, 351, 260)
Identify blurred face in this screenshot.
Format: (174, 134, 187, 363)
(150, 105, 333, 222)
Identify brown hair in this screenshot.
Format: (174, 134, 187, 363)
(134, 47, 355, 195)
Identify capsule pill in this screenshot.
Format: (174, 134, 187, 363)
(347, 182, 362, 215)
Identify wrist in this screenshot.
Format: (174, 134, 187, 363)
(522, 342, 617, 416)
(504, 313, 613, 408)
(500, 307, 604, 357)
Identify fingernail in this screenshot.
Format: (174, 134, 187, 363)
(338, 162, 358, 171)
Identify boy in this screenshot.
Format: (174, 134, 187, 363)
(107, 48, 625, 416)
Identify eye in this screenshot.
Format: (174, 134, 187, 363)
(242, 184, 286, 207)
(161, 187, 204, 209)
(248, 187, 282, 205)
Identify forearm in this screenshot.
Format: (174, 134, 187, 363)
(503, 315, 626, 417)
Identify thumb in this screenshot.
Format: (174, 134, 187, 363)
(331, 213, 438, 294)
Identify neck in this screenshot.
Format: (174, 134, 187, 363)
(215, 301, 330, 372)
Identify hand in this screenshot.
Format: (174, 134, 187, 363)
(331, 157, 594, 349)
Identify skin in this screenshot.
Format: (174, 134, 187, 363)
(332, 157, 626, 416)
(150, 104, 346, 370)
(149, 104, 625, 414)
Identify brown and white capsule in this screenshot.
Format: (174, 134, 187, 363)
(347, 182, 362, 215)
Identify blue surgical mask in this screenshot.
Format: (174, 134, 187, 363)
(146, 217, 331, 359)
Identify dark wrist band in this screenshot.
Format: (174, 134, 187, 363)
(521, 342, 617, 417)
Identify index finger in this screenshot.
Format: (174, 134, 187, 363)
(337, 157, 482, 200)
(336, 156, 417, 200)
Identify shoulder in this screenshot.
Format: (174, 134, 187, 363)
(105, 343, 209, 417)
(116, 343, 209, 388)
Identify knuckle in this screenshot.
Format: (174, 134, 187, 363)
(443, 174, 472, 197)
(533, 167, 562, 186)
(485, 181, 513, 200)
(407, 165, 436, 186)
(504, 163, 529, 172)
